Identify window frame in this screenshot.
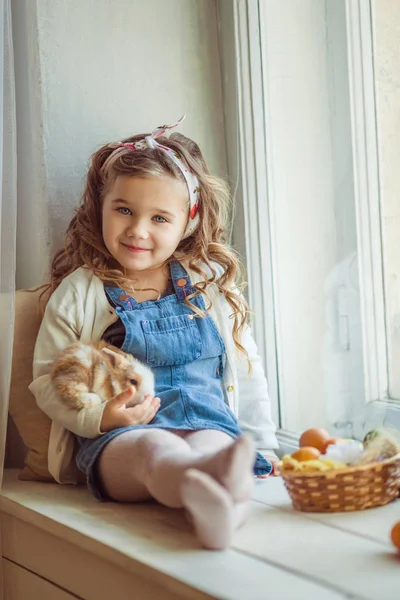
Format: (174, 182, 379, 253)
(217, 0, 400, 451)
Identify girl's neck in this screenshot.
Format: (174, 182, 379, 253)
(125, 263, 171, 300)
(126, 263, 168, 284)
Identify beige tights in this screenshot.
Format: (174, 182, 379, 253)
(97, 429, 255, 549)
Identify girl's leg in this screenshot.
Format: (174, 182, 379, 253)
(181, 429, 255, 503)
(97, 429, 152, 503)
(180, 429, 234, 453)
(180, 430, 254, 549)
(97, 428, 255, 549)
(97, 428, 254, 505)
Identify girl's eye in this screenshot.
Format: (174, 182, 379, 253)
(130, 378, 138, 386)
(118, 207, 131, 216)
(153, 215, 167, 223)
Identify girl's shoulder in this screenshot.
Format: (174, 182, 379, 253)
(63, 266, 97, 286)
(50, 267, 101, 303)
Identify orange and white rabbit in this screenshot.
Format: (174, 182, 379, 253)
(51, 341, 155, 410)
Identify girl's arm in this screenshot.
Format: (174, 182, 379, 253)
(29, 279, 159, 437)
(206, 268, 279, 454)
(29, 280, 107, 438)
(235, 324, 279, 454)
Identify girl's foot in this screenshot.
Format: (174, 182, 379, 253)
(181, 469, 234, 550)
(216, 435, 255, 503)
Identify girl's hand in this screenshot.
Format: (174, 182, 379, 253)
(255, 455, 281, 479)
(100, 387, 160, 432)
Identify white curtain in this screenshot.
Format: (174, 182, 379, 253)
(0, 0, 17, 491)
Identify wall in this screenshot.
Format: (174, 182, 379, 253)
(372, 0, 400, 400)
(12, 0, 226, 288)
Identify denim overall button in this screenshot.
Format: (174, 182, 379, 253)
(177, 278, 187, 287)
(227, 385, 234, 392)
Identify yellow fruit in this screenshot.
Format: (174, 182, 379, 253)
(281, 455, 346, 472)
(299, 428, 331, 452)
(297, 460, 331, 472)
(391, 521, 400, 551)
(280, 455, 297, 471)
(291, 447, 321, 462)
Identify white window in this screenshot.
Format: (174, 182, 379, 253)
(218, 0, 400, 447)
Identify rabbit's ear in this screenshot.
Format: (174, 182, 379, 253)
(102, 347, 123, 368)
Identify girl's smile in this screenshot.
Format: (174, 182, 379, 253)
(122, 244, 150, 253)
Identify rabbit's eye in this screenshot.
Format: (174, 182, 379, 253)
(130, 379, 138, 386)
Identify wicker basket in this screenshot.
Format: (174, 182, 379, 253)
(282, 453, 400, 512)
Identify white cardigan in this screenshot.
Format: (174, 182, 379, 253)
(29, 266, 278, 483)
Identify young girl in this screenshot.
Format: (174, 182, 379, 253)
(29, 116, 279, 550)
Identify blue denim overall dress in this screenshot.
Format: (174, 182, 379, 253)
(76, 261, 272, 499)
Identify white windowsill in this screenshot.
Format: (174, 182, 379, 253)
(1, 468, 400, 599)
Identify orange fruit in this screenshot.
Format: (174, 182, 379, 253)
(391, 521, 400, 551)
(320, 437, 340, 454)
(299, 428, 331, 452)
(291, 447, 321, 461)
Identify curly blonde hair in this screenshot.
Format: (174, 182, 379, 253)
(45, 131, 251, 356)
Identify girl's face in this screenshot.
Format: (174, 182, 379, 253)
(102, 175, 188, 277)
